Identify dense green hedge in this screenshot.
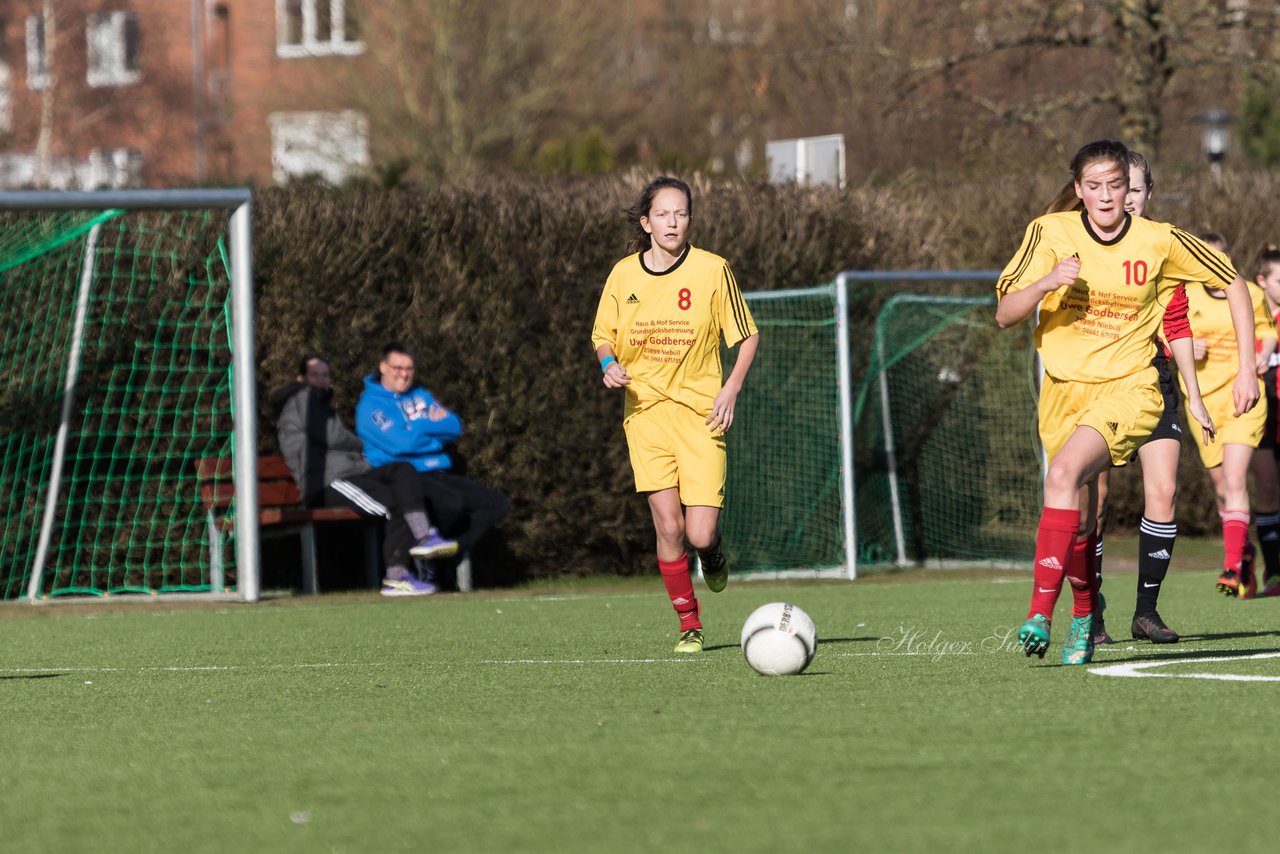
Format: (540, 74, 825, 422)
(251, 172, 1280, 580)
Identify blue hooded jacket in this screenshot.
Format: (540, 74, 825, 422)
(355, 375, 463, 472)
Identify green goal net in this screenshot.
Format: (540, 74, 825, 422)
(0, 199, 250, 600)
(853, 294, 1041, 566)
(723, 278, 1042, 578)
(722, 286, 846, 574)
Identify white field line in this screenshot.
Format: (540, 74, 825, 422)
(0, 662, 379, 675)
(479, 658, 708, 665)
(832, 646, 1220, 657)
(1088, 651, 1280, 681)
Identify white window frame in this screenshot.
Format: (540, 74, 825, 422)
(86, 11, 140, 88)
(0, 63, 12, 134)
(276, 0, 364, 58)
(269, 110, 369, 184)
(26, 13, 51, 90)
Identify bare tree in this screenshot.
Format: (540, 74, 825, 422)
(867, 0, 1280, 159)
(347, 0, 642, 181)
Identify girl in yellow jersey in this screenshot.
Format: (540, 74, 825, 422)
(1091, 150, 1197, 645)
(996, 139, 1258, 665)
(1250, 246, 1280, 598)
(1181, 233, 1278, 600)
(591, 177, 760, 654)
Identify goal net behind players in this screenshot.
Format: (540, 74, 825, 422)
(0, 194, 256, 600)
(723, 282, 1041, 577)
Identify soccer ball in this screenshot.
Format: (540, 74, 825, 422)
(740, 602, 818, 676)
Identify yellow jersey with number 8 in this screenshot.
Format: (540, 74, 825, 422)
(592, 245, 757, 421)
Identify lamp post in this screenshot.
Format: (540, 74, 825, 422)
(1192, 108, 1236, 178)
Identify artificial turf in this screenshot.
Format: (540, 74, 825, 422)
(2, 551, 1279, 853)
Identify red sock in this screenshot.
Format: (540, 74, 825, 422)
(1029, 506, 1078, 619)
(1221, 510, 1250, 571)
(658, 553, 701, 630)
(1066, 534, 1094, 618)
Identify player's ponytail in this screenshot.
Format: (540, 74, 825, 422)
(626, 176, 693, 256)
(1044, 182, 1082, 215)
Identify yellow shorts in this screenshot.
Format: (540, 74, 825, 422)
(1039, 368, 1163, 465)
(623, 399, 726, 507)
(1186, 377, 1265, 468)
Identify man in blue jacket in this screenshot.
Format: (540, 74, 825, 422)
(356, 342, 511, 576)
(273, 352, 457, 596)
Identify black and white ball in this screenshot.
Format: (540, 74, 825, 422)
(740, 602, 818, 676)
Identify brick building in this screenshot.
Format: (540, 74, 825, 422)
(0, 1, 372, 188)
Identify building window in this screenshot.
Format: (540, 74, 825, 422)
(269, 110, 369, 184)
(26, 13, 50, 90)
(276, 0, 363, 58)
(87, 11, 140, 87)
(1, 17, 11, 133)
(0, 63, 11, 135)
(83, 147, 144, 188)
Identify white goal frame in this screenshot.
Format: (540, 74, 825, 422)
(0, 190, 260, 603)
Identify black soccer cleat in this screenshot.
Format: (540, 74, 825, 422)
(1131, 612, 1180, 644)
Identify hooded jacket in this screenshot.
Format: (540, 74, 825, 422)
(355, 375, 462, 473)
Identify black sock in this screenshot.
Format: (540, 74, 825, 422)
(1094, 532, 1104, 592)
(1135, 517, 1176, 616)
(1255, 511, 1280, 580)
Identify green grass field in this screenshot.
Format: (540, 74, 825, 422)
(3, 540, 1280, 853)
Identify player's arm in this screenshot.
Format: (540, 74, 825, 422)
(1224, 275, 1260, 415)
(708, 332, 759, 434)
(995, 256, 1080, 328)
(1253, 288, 1278, 374)
(595, 343, 630, 388)
(591, 275, 632, 389)
(1169, 228, 1257, 415)
(1168, 336, 1215, 445)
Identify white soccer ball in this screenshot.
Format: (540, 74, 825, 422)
(740, 602, 818, 676)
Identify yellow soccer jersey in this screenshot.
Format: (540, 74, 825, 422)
(592, 244, 758, 419)
(1182, 281, 1277, 399)
(997, 211, 1237, 383)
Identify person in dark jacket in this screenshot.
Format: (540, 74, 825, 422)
(272, 353, 456, 596)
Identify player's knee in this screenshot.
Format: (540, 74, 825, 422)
(653, 515, 684, 546)
(1044, 462, 1084, 497)
(1146, 486, 1176, 520)
(686, 527, 716, 552)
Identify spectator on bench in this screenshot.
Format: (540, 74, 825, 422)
(272, 352, 457, 597)
(356, 342, 511, 578)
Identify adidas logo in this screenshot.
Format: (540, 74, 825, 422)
(626, 293, 639, 304)
(1264, 532, 1280, 541)
(1106, 421, 1119, 435)
(1037, 556, 1063, 570)
(1172, 422, 1182, 433)
(1148, 549, 1171, 559)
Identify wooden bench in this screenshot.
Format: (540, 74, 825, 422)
(196, 455, 381, 594)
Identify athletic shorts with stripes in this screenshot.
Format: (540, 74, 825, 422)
(1140, 350, 1184, 448)
(623, 398, 726, 508)
(1261, 365, 1278, 453)
(1039, 367, 1163, 466)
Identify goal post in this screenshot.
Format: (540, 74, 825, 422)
(722, 282, 857, 579)
(0, 190, 259, 603)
